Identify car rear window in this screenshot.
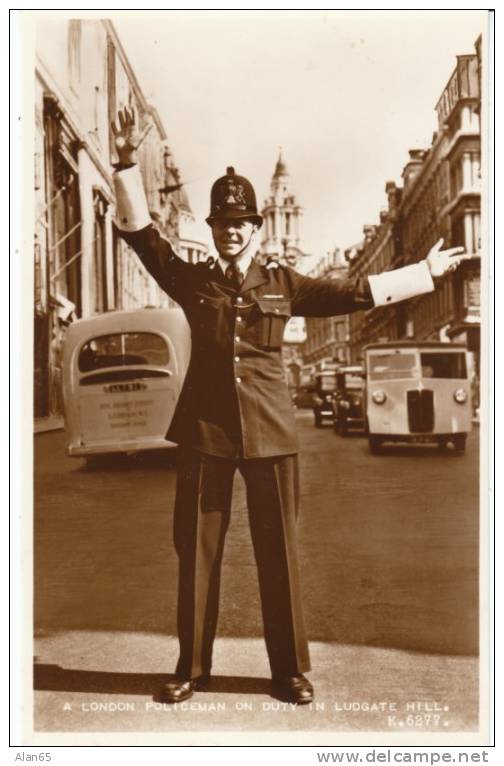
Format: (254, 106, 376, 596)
(344, 373, 364, 389)
(79, 332, 169, 372)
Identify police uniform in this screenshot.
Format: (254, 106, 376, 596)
(113, 165, 435, 688)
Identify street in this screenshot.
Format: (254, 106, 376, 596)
(33, 413, 480, 735)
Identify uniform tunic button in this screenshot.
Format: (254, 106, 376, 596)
(234, 356, 240, 362)
(236, 297, 243, 304)
(274, 307, 280, 313)
(235, 336, 241, 342)
(199, 298, 204, 304)
(236, 377, 242, 384)
(236, 316, 243, 323)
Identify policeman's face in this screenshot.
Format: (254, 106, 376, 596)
(211, 218, 257, 260)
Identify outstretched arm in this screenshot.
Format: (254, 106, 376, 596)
(291, 239, 471, 317)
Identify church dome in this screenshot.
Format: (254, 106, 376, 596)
(273, 151, 289, 179)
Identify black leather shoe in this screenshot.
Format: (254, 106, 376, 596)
(160, 674, 210, 703)
(271, 674, 314, 704)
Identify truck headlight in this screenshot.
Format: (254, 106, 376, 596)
(454, 388, 468, 404)
(372, 390, 386, 405)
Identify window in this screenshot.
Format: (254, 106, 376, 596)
(420, 352, 467, 379)
(68, 20, 81, 93)
(79, 332, 170, 372)
(93, 191, 108, 313)
(368, 352, 417, 381)
(43, 97, 82, 315)
(343, 373, 364, 390)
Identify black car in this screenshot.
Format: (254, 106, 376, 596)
(333, 366, 365, 436)
(312, 371, 337, 427)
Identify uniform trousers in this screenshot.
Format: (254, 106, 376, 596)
(173, 448, 311, 679)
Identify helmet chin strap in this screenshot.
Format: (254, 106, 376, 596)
(220, 227, 257, 262)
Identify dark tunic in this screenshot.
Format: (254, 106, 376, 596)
(118, 225, 374, 458)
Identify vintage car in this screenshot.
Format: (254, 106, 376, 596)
(364, 341, 472, 454)
(62, 308, 191, 461)
(312, 370, 337, 427)
(332, 365, 365, 435)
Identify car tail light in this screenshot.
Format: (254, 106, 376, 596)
(454, 388, 468, 404)
(372, 390, 386, 405)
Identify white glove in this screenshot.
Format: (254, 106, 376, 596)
(425, 238, 471, 278)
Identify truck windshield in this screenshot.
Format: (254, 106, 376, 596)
(368, 352, 417, 381)
(420, 352, 467, 379)
(79, 332, 169, 372)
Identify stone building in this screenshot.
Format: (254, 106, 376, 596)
(34, 19, 190, 422)
(302, 248, 353, 370)
(346, 40, 481, 382)
(177, 186, 209, 266)
(258, 152, 305, 268)
(347, 183, 402, 362)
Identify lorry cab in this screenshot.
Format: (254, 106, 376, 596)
(364, 341, 472, 454)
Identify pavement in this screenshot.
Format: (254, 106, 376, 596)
(32, 413, 481, 739)
(34, 632, 478, 735)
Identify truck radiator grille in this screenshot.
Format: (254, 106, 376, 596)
(407, 389, 434, 433)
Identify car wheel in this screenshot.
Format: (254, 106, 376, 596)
(85, 454, 107, 470)
(368, 435, 382, 454)
(452, 434, 466, 454)
(340, 419, 348, 437)
(314, 413, 322, 428)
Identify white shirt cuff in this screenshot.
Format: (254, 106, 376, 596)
(368, 261, 435, 307)
(113, 165, 151, 232)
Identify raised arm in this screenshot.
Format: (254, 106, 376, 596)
(111, 107, 193, 305)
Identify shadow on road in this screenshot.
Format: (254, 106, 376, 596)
(79, 449, 179, 473)
(34, 663, 272, 698)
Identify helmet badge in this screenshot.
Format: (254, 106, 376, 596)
(224, 179, 246, 206)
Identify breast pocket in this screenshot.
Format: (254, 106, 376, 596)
(253, 298, 292, 348)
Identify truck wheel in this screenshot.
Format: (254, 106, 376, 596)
(452, 434, 467, 454)
(368, 435, 382, 454)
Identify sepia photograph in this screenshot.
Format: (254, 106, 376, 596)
(15, 8, 492, 746)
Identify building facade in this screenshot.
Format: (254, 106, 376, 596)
(347, 183, 402, 362)
(178, 186, 209, 266)
(346, 42, 481, 383)
(34, 19, 190, 421)
(302, 248, 353, 371)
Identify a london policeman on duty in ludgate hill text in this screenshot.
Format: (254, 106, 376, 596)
(110, 106, 469, 706)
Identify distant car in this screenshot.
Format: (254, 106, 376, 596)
(292, 388, 316, 409)
(333, 366, 365, 435)
(364, 341, 472, 454)
(312, 371, 337, 427)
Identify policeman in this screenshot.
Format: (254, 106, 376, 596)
(111, 108, 466, 705)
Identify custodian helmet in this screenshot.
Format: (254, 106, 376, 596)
(206, 166, 263, 228)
